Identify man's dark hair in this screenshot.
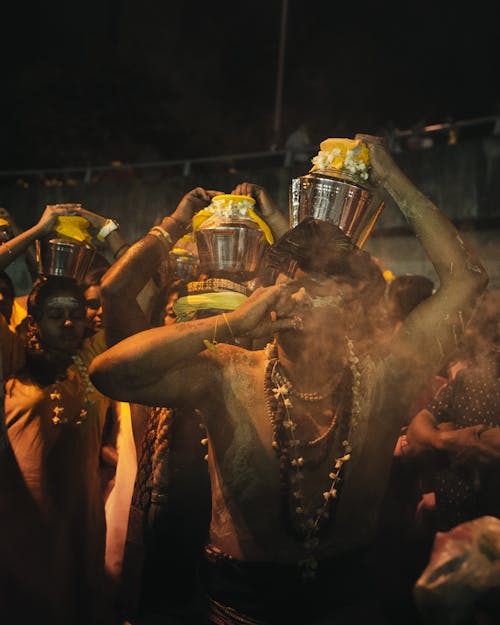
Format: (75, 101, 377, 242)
(81, 252, 111, 290)
(387, 274, 434, 321)
(264, 217, 386, 304)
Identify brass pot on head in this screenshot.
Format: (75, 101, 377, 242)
(289, 139, 385, 248)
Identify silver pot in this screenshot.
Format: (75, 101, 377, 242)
(36, 237, 96, 282)
(168, 249, 200, 282)
(195, 221, 267, 282)
(289, 169, 385, 248)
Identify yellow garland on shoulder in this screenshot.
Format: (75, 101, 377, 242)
(192, 194, 274, 245)
(54, 216, 92, 243)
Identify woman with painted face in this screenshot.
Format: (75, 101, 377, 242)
(0, 202, 128, 624)
(3, 276, 116, 625)
(3, 275, 116, 624)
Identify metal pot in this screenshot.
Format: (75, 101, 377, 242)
(195, 220, 267, 282)
(168, 249, 200, 282)
(289, 169, 385, 248)
(36, 237, 96, 283)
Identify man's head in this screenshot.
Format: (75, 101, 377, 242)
(28, 276, 87, 355)
(386, 274, 434, 323)
(265, 218, 386, 351)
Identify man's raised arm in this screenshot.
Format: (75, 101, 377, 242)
(360, 134, 488, 373)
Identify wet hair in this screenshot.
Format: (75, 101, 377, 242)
(387, 274, 434, 321)
(264, 217, 386, 304)
(28, 276, 86, 322)
(81, 252, 111, 290)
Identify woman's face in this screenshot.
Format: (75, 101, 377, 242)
(163, 289, 180, 326)
(37, 290, 87, 354)
(84, 285, 103, 333)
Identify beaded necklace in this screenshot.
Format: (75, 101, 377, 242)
(272, 365, 339, 402)
(264, 341, 361, 579)
(50, 353, 96, 426)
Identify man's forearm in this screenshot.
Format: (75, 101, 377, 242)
(382, 166, 487, 290)
(406, 409, 444, 453)
(90, 310, 237, 394)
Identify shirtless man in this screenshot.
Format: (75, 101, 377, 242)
(89, 135, 488, 624)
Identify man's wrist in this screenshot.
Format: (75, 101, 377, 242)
(97, 218, 120, 242)
(159, 215, 188, 243)
(169, 213, 189, 228)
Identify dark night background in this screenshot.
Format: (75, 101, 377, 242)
(1, 1, 498, 171)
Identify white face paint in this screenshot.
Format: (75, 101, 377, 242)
(310, 294, 345, 308)
(39, 291, 86, 354)
(291, 286, 344, 310)
(46, 296, 82, 310)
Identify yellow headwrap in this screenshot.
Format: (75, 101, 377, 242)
(192, 194, 274, 245)
(54, 216, 93, 243)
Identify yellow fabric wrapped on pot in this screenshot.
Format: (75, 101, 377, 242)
(310, 138, 370, 180)
(192, 194, 274, 245)
(54, 216, 93, 243)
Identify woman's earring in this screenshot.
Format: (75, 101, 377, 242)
(26, 316, 41, 352)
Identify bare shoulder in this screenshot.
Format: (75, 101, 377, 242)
(163, 344, 265, 411)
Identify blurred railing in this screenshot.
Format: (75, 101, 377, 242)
(2, 116, 500, 288)
(0, 114, 497, 184)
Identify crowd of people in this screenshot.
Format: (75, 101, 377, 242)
(0, 134, 498, 625)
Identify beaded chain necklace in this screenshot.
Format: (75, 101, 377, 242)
(272, 365, 338, 402)
(50, 353, 96, 426)
(264, 340, 361, 579)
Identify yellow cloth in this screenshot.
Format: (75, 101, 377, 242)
(310, 138, 370, 175)
(192, 195, 274, 245)
(173, 291, 247, 321)
(54, 216, 92, 243)
(10, 297, 27, 329)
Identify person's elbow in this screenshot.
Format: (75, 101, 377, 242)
(463, 260, 489, 296)
(88, 353, 129, 400)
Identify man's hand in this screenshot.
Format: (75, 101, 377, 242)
(72, 206, 111, 230)
(354, 134, 395, 187)
(441, 425, 490, 463)
(232, 182, 279, 220)
(229, 282, 300, 339)
(38, 203, 84, 235)
(171, 187, 223, 227)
